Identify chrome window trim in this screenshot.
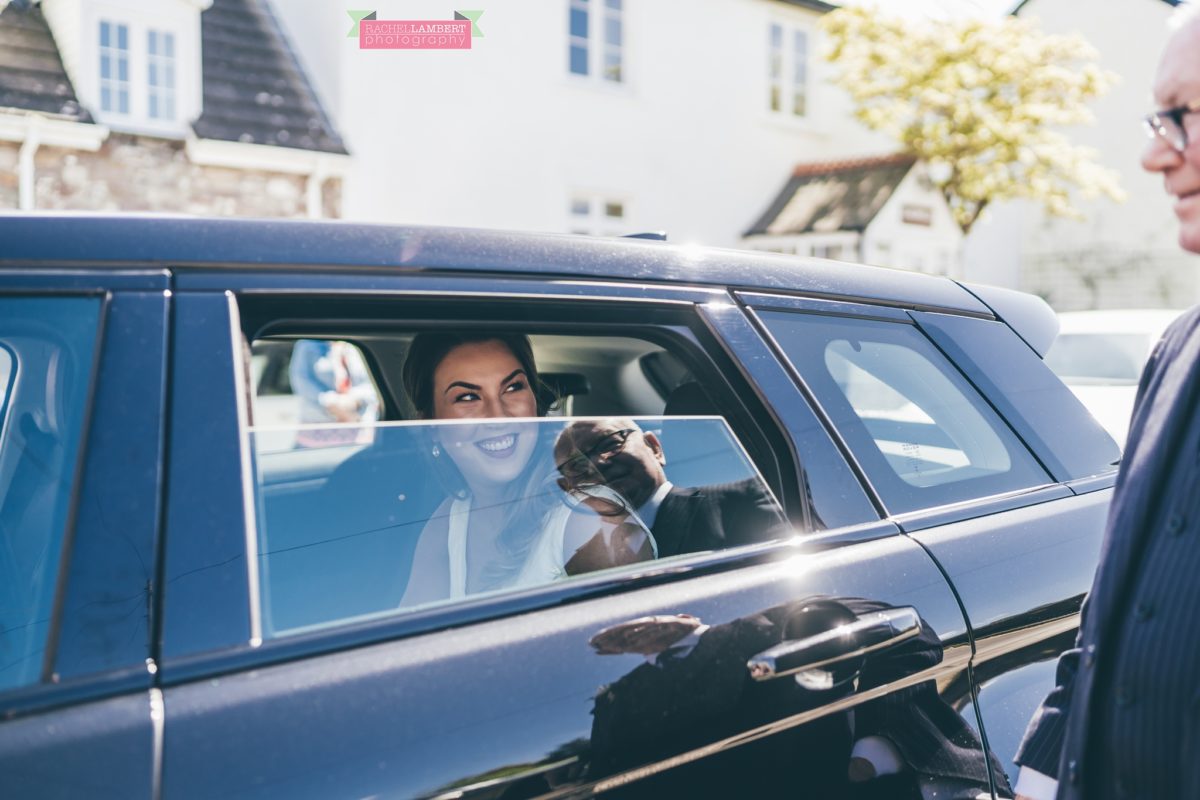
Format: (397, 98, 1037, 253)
(226, 292, 263, 648)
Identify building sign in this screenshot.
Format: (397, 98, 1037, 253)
(901, 204, 933, 226)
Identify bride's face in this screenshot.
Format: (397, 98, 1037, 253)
(431, 340, 539, 493)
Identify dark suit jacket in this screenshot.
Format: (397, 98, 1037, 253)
(651, 478, 790, 558)
(1015, 306, 1200, 799)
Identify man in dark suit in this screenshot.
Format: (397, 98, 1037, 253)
(1014, 10, 1200, 799)
(553, 417, 789, 572)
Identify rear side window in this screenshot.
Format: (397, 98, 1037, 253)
(0, 297, 102, 691)
(759, 311, 1050, 514)
(240, 323, 793, 636)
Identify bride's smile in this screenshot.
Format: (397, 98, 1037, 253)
(476, 432, 520, 457)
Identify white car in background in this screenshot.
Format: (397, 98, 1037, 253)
(1044, 309, 1185, 447)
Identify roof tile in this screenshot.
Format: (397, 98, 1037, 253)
(0, 2, 94, 122)
(194, 0, 347, 154)
(746, 154, 917, 236)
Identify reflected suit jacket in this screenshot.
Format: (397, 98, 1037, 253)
(1015, 306, 1200, 799)
(650, 478, 790, 558)
(588, 597, 1003, 799)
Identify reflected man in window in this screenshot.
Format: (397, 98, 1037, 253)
(553, 418, 790, 572)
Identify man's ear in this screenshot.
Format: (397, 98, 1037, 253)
(643, 431, 667, 465)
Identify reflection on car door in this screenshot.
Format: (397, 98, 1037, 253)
(162, 532, 994, 799)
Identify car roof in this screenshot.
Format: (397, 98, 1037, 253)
(0, 213, 992, 315)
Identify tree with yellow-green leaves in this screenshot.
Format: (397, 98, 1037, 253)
(821, 7, 1124, 234)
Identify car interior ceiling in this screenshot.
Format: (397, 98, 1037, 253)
(252, 332, 713, 421)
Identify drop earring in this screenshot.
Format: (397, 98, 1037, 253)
(432, 443, 441, 458)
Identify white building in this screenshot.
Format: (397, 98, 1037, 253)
(962, 0, 1200, 307)
(743, 154, 963, 276)
(271, 0, 915, 249)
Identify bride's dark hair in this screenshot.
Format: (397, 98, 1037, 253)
(402, 332, 548, 418)
(402, 332, 559, 590)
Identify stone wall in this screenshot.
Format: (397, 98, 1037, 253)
(0, 143, 17, 208)
(0, 134, 341, 218)
(1022, 247, 1200, 310)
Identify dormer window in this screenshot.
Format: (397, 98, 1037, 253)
(83, 7, 196, 137)
(99, 21, 130, 115)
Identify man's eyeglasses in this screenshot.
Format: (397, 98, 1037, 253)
(1143, 97, 1200, 154)
(556, 428, 639, 481)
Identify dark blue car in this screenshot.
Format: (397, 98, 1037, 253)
(0, 215, 1118, 799)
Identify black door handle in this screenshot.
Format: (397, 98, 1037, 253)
(746, 606, 920, 682)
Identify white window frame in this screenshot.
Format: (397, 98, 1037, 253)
(767, 19, 813, 120)
(568, 193, 629, 236)
(567, 0, 625, 85)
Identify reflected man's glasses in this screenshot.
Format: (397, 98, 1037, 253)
(1143, 97, 1200, 154)
(557, 428, 639, 482)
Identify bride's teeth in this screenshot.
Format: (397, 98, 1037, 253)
(479, 434, 515, 452)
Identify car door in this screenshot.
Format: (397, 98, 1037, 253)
(739, 292, 1121, 788)
(155, 272, 1004, 799)
(0, 268, 169, 799)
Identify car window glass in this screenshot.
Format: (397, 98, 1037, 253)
(0, 297, 102, 691)
(250, 416, 790, 636)
(759, 311, 1049, 514)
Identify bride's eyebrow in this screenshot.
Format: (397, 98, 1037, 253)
(442, 370, 526, 395)
(443, 380, 481, 395)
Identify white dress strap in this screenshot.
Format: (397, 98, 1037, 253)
(448, 497, 575, 598)
(446, 497, 471, 599)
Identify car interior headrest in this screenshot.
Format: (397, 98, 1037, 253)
(663, 381, 716, 417)
(540, 372, 590, 413)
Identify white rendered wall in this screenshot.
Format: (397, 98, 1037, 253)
(274, 0, 895, 246)
(862, 162, 962, 277)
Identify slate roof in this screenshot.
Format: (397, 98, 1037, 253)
(193, 0, 347, 154)
(745, 154, 917, 237)
(0, 1, 92, 122)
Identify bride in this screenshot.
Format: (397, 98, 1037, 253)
(397, 332, 652, 606)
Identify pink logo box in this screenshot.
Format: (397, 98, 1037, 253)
(359, 19, 472, 49)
